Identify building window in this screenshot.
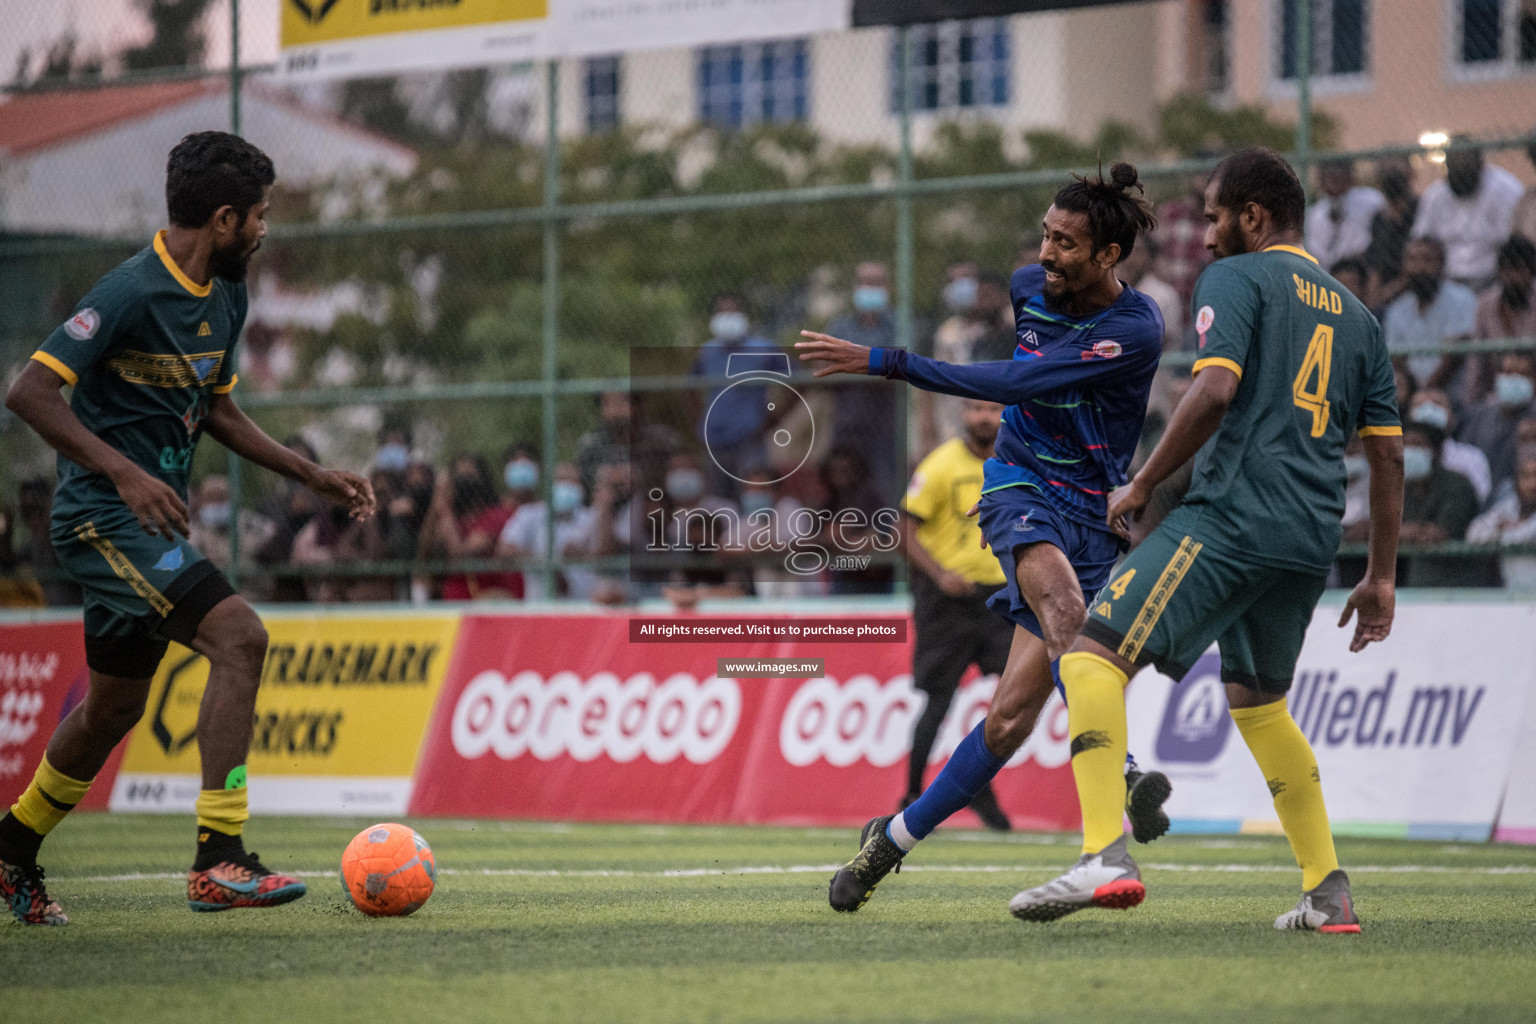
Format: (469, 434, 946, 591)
(1276, 0, 1369, 80)
(696, 39, 809, 129)
(1200, 0, 1232, 96)
(891, 18, 1010, 112)
(1456, 0, 1536, 72)
(584, 56, 621, 134)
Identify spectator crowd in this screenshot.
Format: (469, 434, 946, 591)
(7, 139, 1536, 607)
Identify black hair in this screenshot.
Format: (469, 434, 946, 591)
(502, 441, 540, 464)
(1051, 162, 1157, 263)
(1499, 235, 1536, 274)
(1211, 147, 1306, 232)
(165, 131, 276, 229)
(1330, 256, 1369, 280)
(710, 291, 747, 312)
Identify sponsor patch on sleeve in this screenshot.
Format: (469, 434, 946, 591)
(63, 308, 100, 341)
(1091, 340, 1122, 359)
(1195, 305, 1215, 349)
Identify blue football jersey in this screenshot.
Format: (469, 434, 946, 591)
(872, 264, 1163, 532)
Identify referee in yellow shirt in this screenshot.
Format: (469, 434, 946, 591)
(900, 398, 1012, 829)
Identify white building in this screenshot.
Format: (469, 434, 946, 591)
(0, 78, 417, 238)
(539, 9, 1169, 154)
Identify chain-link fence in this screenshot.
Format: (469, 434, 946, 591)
(4, 0, 1536, 608)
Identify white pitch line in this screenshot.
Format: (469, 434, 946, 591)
(60, 862, 1536, 883)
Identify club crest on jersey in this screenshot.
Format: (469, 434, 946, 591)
(63, 308, 99, 341)
(190, 356, 219, 382)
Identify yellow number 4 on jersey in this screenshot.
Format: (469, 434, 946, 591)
(1292, 323, 1334, 439)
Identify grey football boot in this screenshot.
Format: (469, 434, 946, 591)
(1009, 834, 1145, 922)
(1274, 868, 1361, 933)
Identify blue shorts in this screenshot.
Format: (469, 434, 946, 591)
(977, 486, 1121, 641)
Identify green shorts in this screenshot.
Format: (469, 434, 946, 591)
(52, 502, 233, 676)
(1080, 518, 1327, 694)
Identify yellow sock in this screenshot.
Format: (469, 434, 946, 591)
(11, 755, 93, 836)
(195, 787, 249, 837)
(1231, 699, 1339, 890)
(1060, 651, 1130, 855)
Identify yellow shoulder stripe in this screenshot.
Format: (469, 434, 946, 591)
(30, 351, 79, 386)
(153, 230, 213, 298)
(1358, 425, 1402, 438)
(1264, 244, 1320, 264)
(1191, 357, 1243, 380)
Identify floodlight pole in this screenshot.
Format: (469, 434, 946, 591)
(541, 60, 561, 601)
(227, 0, 244, 587)
(895, 24, 914, 593)
(1296, 0, 1313, 201)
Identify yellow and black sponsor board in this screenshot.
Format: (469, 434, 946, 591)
(112, 612, 460, 812)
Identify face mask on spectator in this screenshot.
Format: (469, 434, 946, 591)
(741, 490, 774, 515)
(1406, 273, 1439, 302)
(505, 460, 539, 491)
(1343, 455, 1369, 480)
(1503, 282, 1532, 311)
(1402, 446, 1433, 481)
(1497, 373, 1535, 409)
(710, 311, 749, 341)
(943, 276, 978, 312)
(377, 443, 410, 472)
(853, 286, 889, 313)
(552, 480, 583, 514)
(199, 503, 231, 529)
(666, 468, 704, 502)
(1410, 403, 1450, 431)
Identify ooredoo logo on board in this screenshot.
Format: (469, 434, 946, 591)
(449, 669, 742, 766)
(777, 673, 1072, 771)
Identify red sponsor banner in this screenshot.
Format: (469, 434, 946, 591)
(0, 620, 123, 811)
(409, 612, 1078, 829)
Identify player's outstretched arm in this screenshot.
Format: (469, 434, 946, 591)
(4, 360, 189, 538)
(1339, 432, 1403, 652)
(1106, 365, 1239, 537)
(205, 393, 376, 522)
(798, 330, 1151, 406)
(795, 332, 873, 376)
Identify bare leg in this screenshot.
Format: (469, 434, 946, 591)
(44, 671, 152, 780)
(981, 626, 1054, 759)
(1012, 542, 1089, 662)
(186, 595, 269, 790)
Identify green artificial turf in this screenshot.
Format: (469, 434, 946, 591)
(3, 815, 1535, 1023)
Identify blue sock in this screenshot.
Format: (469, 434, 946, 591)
(887, 723, 1007, 850)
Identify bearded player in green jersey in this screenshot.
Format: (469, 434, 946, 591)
(1, 132, 376, 924)
(1009, 148, 1403, 930)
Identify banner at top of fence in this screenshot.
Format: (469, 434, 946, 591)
(279, 0, 851, 80)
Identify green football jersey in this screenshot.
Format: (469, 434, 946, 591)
(32, 231, 246, 521)
(1172, 244, 1400, 571)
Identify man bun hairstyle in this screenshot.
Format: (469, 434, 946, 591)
(1211, 147, 1306, 233)
(1052, 161, 1157, 263)
(166, 131, 276, 229)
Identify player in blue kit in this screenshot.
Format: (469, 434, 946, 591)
(797, 163, 1172, 912)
